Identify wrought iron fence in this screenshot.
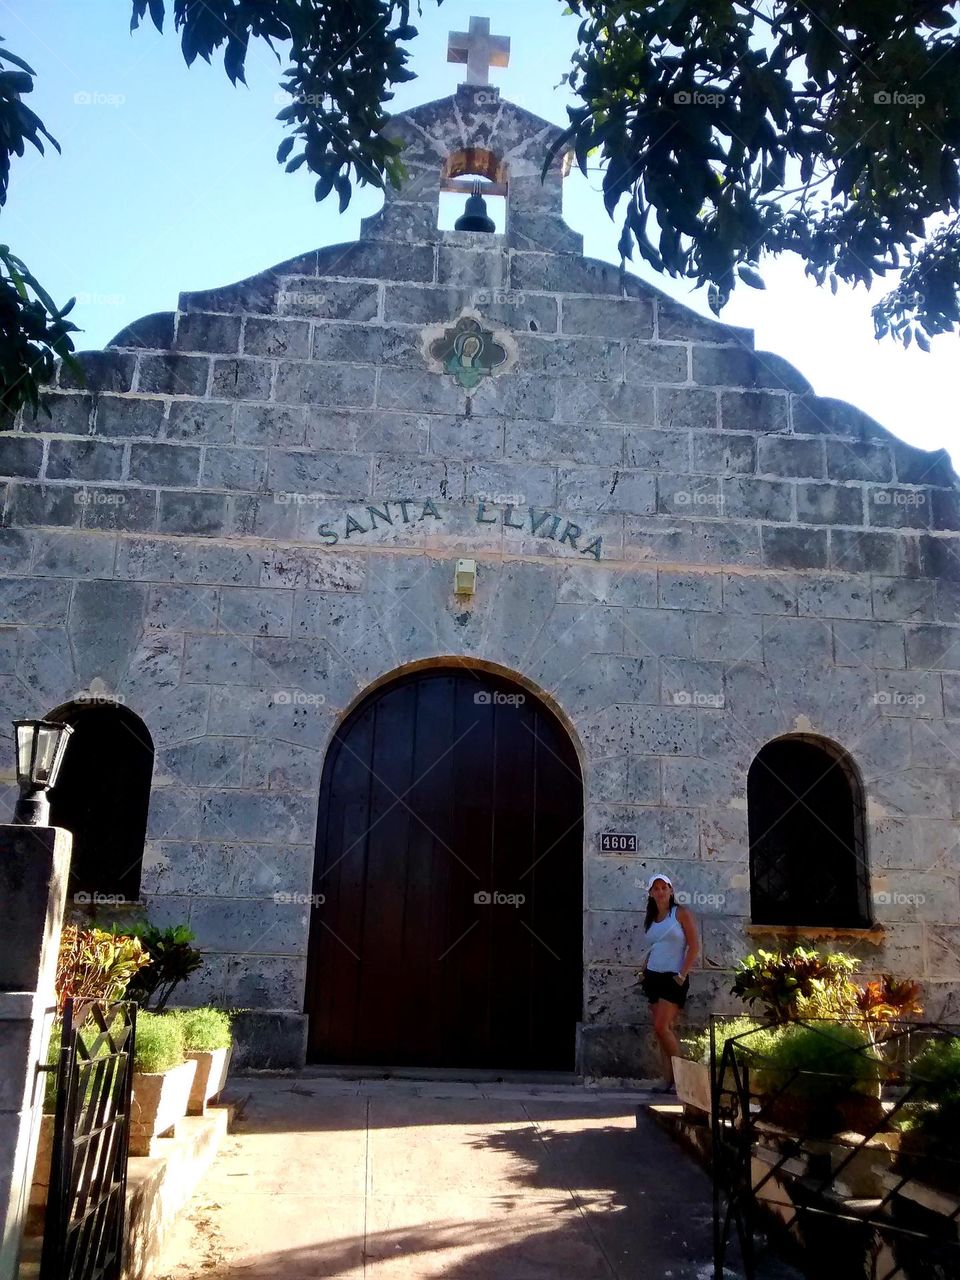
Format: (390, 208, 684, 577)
(710, 1016, 960, 1280)
(40, 999, 136, 1280)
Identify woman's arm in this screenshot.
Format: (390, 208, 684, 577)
(675, 906, 700, 980)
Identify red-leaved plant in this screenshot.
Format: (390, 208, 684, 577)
(55, 925, 151, 1016)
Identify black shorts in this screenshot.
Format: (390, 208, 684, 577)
(642, 970, 690, 1008)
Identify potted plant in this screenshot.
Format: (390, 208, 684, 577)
(728, 948, 926, 1131)
(129, 1010, 196, 1156)
(176, 1008, 233, 1115)
(731, 946, 862, 1024)
(854, 975, 924, 1046)
(752, 1020, 884, 1137)
(673, 1017, 783, 1115)
(54, 924, 152, 1016)
(125, 924, 204, 1011)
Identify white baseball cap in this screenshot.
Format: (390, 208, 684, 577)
(647, 873, 674, 891)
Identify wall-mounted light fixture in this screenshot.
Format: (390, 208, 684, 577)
(454, 559, 477, 597)
(12, 719, 74, 826)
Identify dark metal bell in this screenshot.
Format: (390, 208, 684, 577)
(455, 182, 496, 233)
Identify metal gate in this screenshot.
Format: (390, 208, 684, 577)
(711, 1016, 960, 1280)
(40, 999, 136, 1280)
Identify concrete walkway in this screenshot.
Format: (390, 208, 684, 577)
(153, 1076, 755, 1280)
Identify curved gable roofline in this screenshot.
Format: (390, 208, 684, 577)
(85, 78, 960, 509)
(98, 238, 959, 497)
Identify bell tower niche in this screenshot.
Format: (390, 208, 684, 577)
(439, 148, 506, 234)
(359, 18, 581, 255)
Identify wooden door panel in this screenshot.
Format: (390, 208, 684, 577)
(305, 669, 583, 1069)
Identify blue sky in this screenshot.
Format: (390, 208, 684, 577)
(3, 0, 957, 460)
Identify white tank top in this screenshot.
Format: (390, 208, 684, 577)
(645, 905, 686, 973)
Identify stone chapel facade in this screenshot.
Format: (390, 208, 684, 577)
(5, 80, 960, 1074)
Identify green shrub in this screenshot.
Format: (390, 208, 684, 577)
(755, 1021, 882, 1103)
(175, 1007, 232, 1053)
(896, 1037, 960, 1147)
(731, 946, 862, 1023)
(43, 1025, 61, 1114)
(134, 1010, 185, 1074)
(125, 924, 204, 1012)
(55, 925, 151, 1016)
(909, 1037, 960, 1098)
(686, 1017, 783, 1066)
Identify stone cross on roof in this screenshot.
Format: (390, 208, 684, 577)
(447, 16, 511, 87)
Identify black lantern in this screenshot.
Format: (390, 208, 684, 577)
(12, 719, 73, 826)
(455, 180, 496, 233)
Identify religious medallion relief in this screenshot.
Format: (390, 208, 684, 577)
(423, 313, 517, 390)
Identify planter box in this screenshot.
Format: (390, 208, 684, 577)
(27, 1113, 56, 1230)
(754, 1067, 884, 1137)
(130, 1059, 197, 1157)
(186, 1046, 232, 1115)
(673, 1057, 712, 1114)
(760, 1089, 885, 1137)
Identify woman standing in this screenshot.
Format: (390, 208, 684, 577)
(641, 873, 700, 1092)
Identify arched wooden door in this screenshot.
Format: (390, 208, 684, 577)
(305, 668, 584, 1070)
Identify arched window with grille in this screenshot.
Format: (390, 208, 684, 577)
(747, 735, 871, 928)
(48, 701, 154, 905)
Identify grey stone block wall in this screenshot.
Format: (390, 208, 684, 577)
(2, 82, 959, 1070)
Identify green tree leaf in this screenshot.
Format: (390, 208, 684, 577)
(561, 0, 960, 344)
(737, 263, 766, 289)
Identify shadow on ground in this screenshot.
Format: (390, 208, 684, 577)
(156, 1080, 801, 1280)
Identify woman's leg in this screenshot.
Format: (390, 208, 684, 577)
(652, 1000, 682, 1084)
(649, 1001, 668, 1080)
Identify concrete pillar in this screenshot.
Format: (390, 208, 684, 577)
(0, 825, 71, 1280)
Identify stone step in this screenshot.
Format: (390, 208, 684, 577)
(274, 1063, 581, 1085)
(124, 1106, 232, 1280)
(20, 1105, 232, 1280)
(15, 1234, 41, 1280)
